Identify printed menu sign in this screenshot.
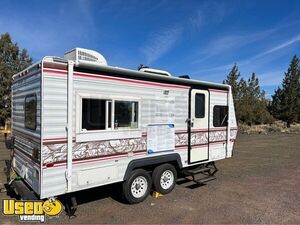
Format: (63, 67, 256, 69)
(147, 124, 175, 154)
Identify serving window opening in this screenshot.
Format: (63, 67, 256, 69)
(114, 101, 138, 129)
(81, 98, 139, 131)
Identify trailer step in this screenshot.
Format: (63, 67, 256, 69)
(181, 162, 218, 189)
(186, 176, 216, 189)
(184, 167, 210, 175)
(195, 176, 216, 184)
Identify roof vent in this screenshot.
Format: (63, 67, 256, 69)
(64, 48, 108, 66)
(139, 67, 171, 76)
(178, 75, 190, 79)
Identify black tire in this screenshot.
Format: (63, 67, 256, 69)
(152, 163, 177, 195)
(122, 169, 152, 204)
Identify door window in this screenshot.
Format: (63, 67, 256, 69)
(195, 93, 205, 118)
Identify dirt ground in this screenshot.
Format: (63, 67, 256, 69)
(1, 133, 300, 224)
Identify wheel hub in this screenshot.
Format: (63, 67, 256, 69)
(163, 176, 169, 182)
(131, 176, 148, 198)
(160, 170, 174, 190)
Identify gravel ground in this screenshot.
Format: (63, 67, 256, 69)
(1, 133, 300, 224)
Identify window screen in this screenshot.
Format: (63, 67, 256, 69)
(25, 94, 37, 130)
(114, 101, 138, 129)
(213, 105, 228, 127)
(195, 93, 205, 118)
(82, 99, 106, 130)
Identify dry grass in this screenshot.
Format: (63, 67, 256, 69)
(239, 120, 300, 134)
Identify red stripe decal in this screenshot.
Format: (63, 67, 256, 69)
(43, 127, 238, 143)
(209, 89, 228, 94)
(43, 69, 189, 90)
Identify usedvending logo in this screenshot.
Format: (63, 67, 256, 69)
(2, 199, 63, 222)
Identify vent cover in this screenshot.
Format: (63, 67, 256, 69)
(139, 68, 171, 76)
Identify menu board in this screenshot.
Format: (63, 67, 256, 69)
(147, 124, 175, 154)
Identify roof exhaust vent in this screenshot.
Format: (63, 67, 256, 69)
(139, 67, 171, 76)
(178, 75, 190, 79)
(64, 48, 108, 66)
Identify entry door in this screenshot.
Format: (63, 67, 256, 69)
(189, 89, 209, 163)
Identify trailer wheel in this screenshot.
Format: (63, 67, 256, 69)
(122, 169, 152, 204)
(152, 163, 177, 194)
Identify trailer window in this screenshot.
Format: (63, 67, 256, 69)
(82, 99, 106, 130)
(195, 93, 205, 118)
(213, 105, 228, 127)
(24, 94, 37, 130)
(114, 101, 138, 129)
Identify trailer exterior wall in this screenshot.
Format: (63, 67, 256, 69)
(40, 60, 190, 198)
(11, 68, 41, 195)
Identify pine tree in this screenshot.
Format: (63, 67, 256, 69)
(0, 32, 32, 125)
(236, 78, 247, 122)
(244, 73, 272, 125)
(270, 87, 283, 119)
(237, 73, 273, 125)
(223, 63, 240, 102)
(271, 55, 300, 127)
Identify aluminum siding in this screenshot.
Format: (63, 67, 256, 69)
(41, 64, 189, 198)
(12, 71, 41, 195)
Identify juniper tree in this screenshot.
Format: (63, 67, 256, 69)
(225, 69, 274, 125)
(0, 32, 32, 125)
(241, 73, 273, 125)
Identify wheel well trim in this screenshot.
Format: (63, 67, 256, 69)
(123, 153, 183, 181)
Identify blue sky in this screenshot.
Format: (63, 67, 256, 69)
(1, 0, 300, 97)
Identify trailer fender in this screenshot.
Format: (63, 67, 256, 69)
(123, 153, 183, 181)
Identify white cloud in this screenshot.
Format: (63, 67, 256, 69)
(193, 18, 300, 64)
(191, 31, 300, 76)
(193, 29, 276, 64)
(141, 26, 183, 64)
(75, 0, 94, 25)
(189, 1, 229, 30)
(254, 33, 300, 59)
(259, 70, 284, 86)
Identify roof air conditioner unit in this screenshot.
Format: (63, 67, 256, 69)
(64, 48, 108, 66)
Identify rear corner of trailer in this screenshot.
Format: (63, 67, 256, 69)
(227, 85, 238, 158)
(10, 62, 42, 199)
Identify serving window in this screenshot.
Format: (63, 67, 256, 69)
(82, 99, 106, 130)
(115, 101, 138, 129)
(81, 98, 139, 131)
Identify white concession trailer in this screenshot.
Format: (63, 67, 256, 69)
(8, 48, 237, 214)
